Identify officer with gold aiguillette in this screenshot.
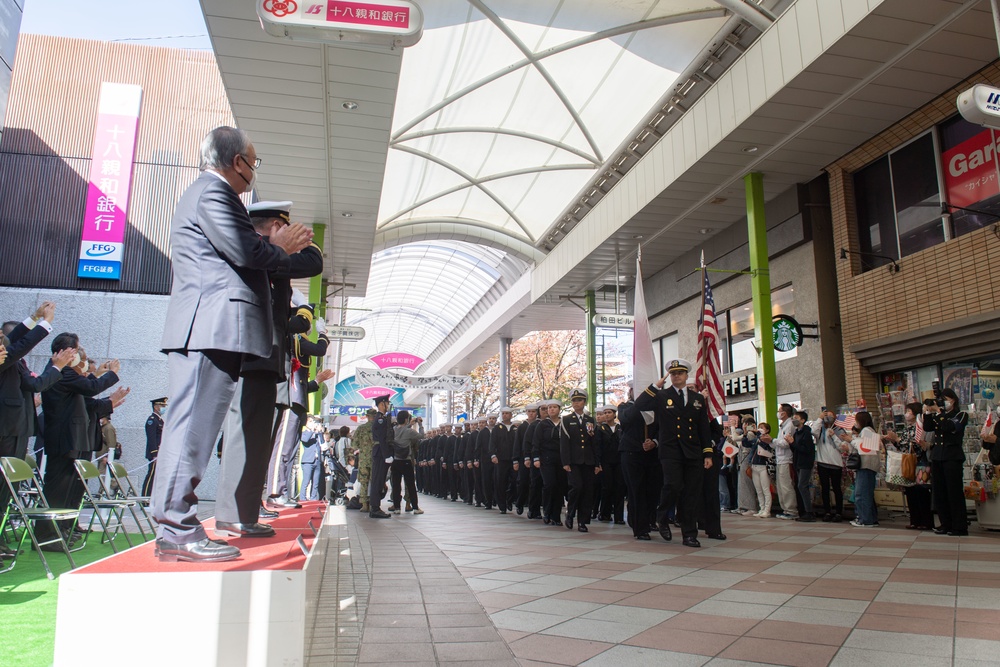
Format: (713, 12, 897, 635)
(635, 359, 713, 548)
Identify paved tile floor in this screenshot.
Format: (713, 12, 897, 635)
(333, 497, 1000, 667)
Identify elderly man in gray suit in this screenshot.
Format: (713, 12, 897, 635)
(152, 126, 313, 563)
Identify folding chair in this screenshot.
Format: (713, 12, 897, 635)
(0, 457, 79, 579)
(108, 461, 156, 537)
(73, 460, 138, 552)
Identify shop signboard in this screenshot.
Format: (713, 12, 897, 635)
(369, 352, 424, 371)
(77, 82, 142, 280)
(771, 315, 802, 352)
(593, 314, 634, 329)
(257, 0, 423, 47)
(942, 126, 1000, 209)
(326, 325, 366, 340)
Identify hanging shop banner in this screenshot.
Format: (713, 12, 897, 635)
(370, 352, 424, 371)
(771, 315, 802, 352)
(257, 0, 423, 47)
(357, 385, 395, 400)
(78, 82, 142, 280)
(329, 405, 425, 417)
(326, 325, 366, 340)
(355, 368, 471, 391)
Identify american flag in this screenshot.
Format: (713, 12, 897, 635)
(834, 413, 856, 430)
(695, 267, 725, 419)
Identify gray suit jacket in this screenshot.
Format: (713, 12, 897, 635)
(161, 172, 290, 357)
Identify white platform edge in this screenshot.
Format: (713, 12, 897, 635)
(53, 507, 341, 667)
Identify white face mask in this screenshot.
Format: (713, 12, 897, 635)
(945, 400, 954, 411)
(237, 154, 257, 192)
(70, 352, 81, 368)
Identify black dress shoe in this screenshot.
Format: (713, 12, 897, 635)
(614, 520, 627, 525)
(636, 533, 651, 541)
(682, 537, 701, 548)
(499, 509, 507, 515)
(516, 505, 524, 515)
(155, 538, 241, 562)
(706, 533, 727, 541)
(529, 513, 541, 520)
(543, 517, 551, 525)
(369, 510, 391, 519)
(948, 531, 969, 536)
(266, 496, 301, 509)
(214, 522, 276, 538)
(658, 524, 672, 542)
(565, 517, 574, 530)
(933, 527, 948, 535)
(259, 505, 279, 519)
(578, 524, 588, 533)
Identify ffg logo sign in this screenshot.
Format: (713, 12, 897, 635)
(85, 243, 117, 258)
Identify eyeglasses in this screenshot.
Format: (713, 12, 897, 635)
(241, 154, 262, 169)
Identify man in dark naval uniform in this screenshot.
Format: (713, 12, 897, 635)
(368, 394, 394, 518)
(143, 397, 167, 496)
(560, 389, 600, 533)
(490, 406, 517, 514)
(635, 359, 714, 548)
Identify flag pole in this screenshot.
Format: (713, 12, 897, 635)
(699, 251, 707, 394)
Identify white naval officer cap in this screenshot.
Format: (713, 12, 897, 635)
(247, 200, 293, 222)
(498, 406, 513, 413)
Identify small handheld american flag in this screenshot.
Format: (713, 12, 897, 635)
(834, 413, 856, 430)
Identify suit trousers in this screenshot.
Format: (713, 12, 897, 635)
(621, 450, 659, 537)
(141, 459, 157, 497)
(390, 460, 419, 509)
(599, 462, 626, 522)
(473, 464, 484, 505)
(0, 435, 16, 515)
(218, 372, 278, 523)
(35, 452, 87, 539)
(464, 466, 475, 504)
(565, 464, 596, 525)
(515, 464, 530, 509)
(368, 455, 389, 511)
(658, 455, 704, 541)
(267, 405, 304, 499)
(527, 464, 543, 517)
(151, 349, 241, 544)
(776, 464, 799, 517)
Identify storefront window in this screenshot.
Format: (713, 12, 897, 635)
(891, 134, 946, 256)
(726, 284, 796, 373)
(653, 332, 678, 377)
(854, 157, 898, 271)
(939, 114, 1000, 237)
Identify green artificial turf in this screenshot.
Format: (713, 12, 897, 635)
(0, 535, 142, 667)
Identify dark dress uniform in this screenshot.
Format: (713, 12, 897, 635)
(522, 419, 543, 518)
(143, 404, 165, 496)
(463, 427, 477, 504)
(490, 420, 517, 513)
(635, 373, 713, 546)
(618, 400, 660, 539)
(368, 400, 394, 517)
(560, 407, 600, 531)
(512, 413, 536, 514)
(533, 416, 565, 525)
(478, 422, 496, 508)
(597, 418, 626, 523)
(925, 405, 968, 535)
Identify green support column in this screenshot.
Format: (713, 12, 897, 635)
(744, 172, 776, 425)
(308, 224, 327, 416)
(585, 290, 597, 415)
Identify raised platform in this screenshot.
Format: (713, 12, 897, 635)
(54, 501, 335, 667)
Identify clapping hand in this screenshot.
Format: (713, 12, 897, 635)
(315, 368, 335, 383)
(271, 222, 313, 255)
(51, 348, 76, 370)
(32, 301, 56, 323)
(110, 386, 130, 408)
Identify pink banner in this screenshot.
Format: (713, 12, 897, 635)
(358, 386, 395, 400)
(369, 352, 424, 372)
(77, 83, 142, 280)
(327, 1, 410, 27)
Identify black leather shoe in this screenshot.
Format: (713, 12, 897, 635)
(499, 509, 507, 515)
(529, 513, 541, 520)
(933, 527, 948, 535)
(259, 505, 279, 519)
(706, 533, 727, 541)
(565, 517, 574, 530)
(948, 531, 969, 536)
(516, 505, 524, 515)
(214, 522, 276, 538)
(658, 524, 672, 542)
(543, 517, 551, 525)
(155, 538, 240, 562)
(578, 524, 588, 533)
(369, 510, 391, 519)
(636, 533, 651, 541)
(614, 520, 627, 525)
(682, 537, 701, 548)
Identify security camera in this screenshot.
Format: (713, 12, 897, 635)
(957, 84, 1000, 130)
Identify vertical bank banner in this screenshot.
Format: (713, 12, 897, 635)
(77, 82, 143, 280)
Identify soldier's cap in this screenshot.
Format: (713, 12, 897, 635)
(525, 402, 540, 411)
(476, 417, 488, 423)
(373, 394, 392, 405)
(570, 388, 588, 401)
(247, 200, 292, 222)
(667, 358, 691, 374)
(486, 413, 498, 419)
(602, 404, 618, 413)
(498, 406, 513, 413)
(595, 405, 607, 413)
(150, 396, 168, 406)
(441, 422, 452, 428)
(365, 408, 378, 417)
(542, 399, 562, 407)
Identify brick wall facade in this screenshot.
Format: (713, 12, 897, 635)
(828, 61, 1000, 410)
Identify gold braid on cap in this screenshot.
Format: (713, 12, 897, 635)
(296, 306, 314, 327)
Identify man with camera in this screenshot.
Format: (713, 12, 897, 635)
(923, 386, 968, 536)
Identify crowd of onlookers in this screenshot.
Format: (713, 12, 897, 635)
(0, 301, 131, 554)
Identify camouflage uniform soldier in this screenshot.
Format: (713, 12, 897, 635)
(354, 410, 377, 512)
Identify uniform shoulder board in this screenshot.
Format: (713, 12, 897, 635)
(146, 417, 154, 426)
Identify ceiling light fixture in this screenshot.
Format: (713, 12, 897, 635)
(341, 212, 353, 218)
(342, 101, 359, 110)
(631, 234, 643, 240)
(699, 228, 709, 235)
(742, 145, 759, 154)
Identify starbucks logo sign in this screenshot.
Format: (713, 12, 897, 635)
(772, 315, 802, 352)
